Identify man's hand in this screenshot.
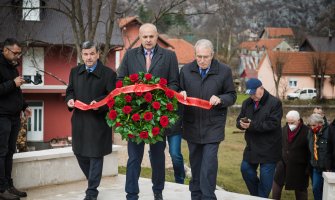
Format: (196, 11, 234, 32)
(209, 95, 221, 106)
(67, 99, 75, 108)
(179, 91, 187, 100)
(90, 100, 98, 110)
(24, 107, 32, 117)
(240, 120, 251, 129)
(14, 76, 25, 87)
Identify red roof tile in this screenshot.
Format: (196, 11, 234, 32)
(263, 27, 294, 38)
(167, 38, 195, 64)
(266, 51, 335, 75)
(118, 16, 139, 28)
(240, 39, 284, 51)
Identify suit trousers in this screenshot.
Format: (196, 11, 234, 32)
(187, 141, 220, 200)
(75, 154, 103, 198)
(0, 116, 20, 192)
(125, 139, 166, 200)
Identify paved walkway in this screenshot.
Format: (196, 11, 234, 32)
(24, 175, 267, 200)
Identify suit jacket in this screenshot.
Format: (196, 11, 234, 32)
(180, 59, 237, 144)
(65, 60, 116, 157)
(117, 45, 179, 91)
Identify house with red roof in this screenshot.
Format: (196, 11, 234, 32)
(257, 51, 335, 99)
(260, 27, 295, 39)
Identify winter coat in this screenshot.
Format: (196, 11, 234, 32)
(180, 59, 236, 144)
(236, 90, 283, 163)
(274, 122, 309, 190)
(65, 61, 116, 157)
(307, 124, 329, 170)
(327, 120, 335, 170)
(0, 52, 28, 117)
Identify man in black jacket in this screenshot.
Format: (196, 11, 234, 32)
(0, 38, 31, 200)
(180, 39, 236, 200)
(66, 41, 116, 200)
(236, 78, 283, 198)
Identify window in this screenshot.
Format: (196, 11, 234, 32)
(288, 79, 297, 88)
(22, 47, 44, 86)
(27, 101, 44, 141)
(22, 0, 40, 21)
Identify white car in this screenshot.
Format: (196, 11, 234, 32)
(287, 88, 317, 100)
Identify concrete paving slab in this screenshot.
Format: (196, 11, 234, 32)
(24, 175, 268, 200)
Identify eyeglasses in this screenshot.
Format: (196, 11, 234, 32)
(6, 48, 22, 57)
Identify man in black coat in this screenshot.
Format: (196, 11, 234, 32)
(0, 38, 31, 200)
(179, 39, 236, 200)
(236, 78, 283, 198)
(66, 41, 116, 200)
(117, 23, 179, 200)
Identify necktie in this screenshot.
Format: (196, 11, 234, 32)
(254, 101, 259, 109)
(146, 51, 152, 71)
(200, 69, 207, 78)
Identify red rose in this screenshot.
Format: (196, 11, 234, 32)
(159, 78, 167, 86)
(135, 92, 143, 96)
(143, 112, 153, 121)
(128, 134, 135, 139)
(152, 127, 160, 136)
(160, 115, 169, 127)
(132, 113, 140, 122)
(124, 95, 132, 103)
(152, 101, 161, 110)
(116, 122, 122, 127)
(139, 131, 149, 139)
(165, 89, 175, 99)
(116, 80, 123, 88)
(166, 103, 174, 111)
(129, 74, 139, 82)
(144, 92, 153, 102)
(145, 73, 152, 81)
(107, 98, 115, 108)
(122, 106, 132, 114)
(108, 110, 117, 120)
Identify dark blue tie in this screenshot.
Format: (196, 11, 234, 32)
(200, 69, 207, 78)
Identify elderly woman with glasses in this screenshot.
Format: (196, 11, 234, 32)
(307, 113, 331, 200)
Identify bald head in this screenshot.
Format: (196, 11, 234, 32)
(139, 23, 158, 50)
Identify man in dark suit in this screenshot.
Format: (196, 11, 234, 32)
(117, 23, 179, 200)
(179, 39, 237, 200)
(66, 41, 116, 200)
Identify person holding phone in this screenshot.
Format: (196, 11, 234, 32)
(236, 78, 283, 198)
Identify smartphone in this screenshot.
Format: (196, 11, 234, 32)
(240, 117, 250, 123)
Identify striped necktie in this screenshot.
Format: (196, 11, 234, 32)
(146, 51, 152, 71)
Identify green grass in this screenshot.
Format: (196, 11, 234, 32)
(119, 126, 314, 199)
(235, 93, 249, 105)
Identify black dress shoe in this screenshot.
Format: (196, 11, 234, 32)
(0, 190, 20, 200)
(7, 186, 27, 198)
(83, 196, 97, 200)
(154, 192, 163, 200)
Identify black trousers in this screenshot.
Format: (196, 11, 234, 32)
(188, 141, 220, 200)
(75, 154, 104, 198)
(0, 116, 20, 192)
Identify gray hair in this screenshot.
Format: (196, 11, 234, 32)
(308, 113, 324, 125)
(81, 41, 99, 52)
(286, 110, 300, 120)
(139, 23, 158, 34)
(194, 39, 214, 54)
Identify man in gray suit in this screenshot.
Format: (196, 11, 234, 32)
(117, 23, 179, 200)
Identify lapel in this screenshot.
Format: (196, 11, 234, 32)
(136, 47, 146, 71)
(149, 45, 163, 72)
(77, 61, 102, 79)
(190, 59, 220, 81)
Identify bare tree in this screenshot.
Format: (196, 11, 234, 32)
(270, 51, 290, 98)
(310, 52, 330, 99)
